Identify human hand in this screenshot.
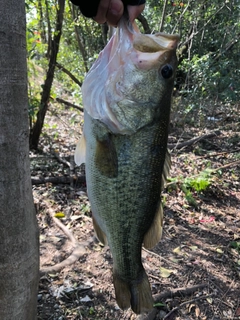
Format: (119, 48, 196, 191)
(70, 0, 145, 26)
(94, 0, 145, 26)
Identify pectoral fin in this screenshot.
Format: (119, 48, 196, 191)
(92, 216, 108, 245)
(74, 135, 86, 166)
(95, 133, 118, 178)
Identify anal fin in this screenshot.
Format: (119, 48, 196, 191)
(143, 202, 163, 249)
(161, 149, 171, 189)
(92, 216, 108, 246)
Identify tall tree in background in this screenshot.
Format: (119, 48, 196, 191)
(0, 1, 39, 319)
(29, 0, 65, 149)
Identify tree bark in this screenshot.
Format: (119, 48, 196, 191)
(30, 0, 65, 149)
(0, 1, 39, 319)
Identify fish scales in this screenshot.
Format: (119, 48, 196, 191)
(85, 113, 167, 313)
(75, 16, 179, 314)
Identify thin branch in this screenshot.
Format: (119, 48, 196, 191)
(159, 0, 168, 32)
(172, 0, 191, 34)
(137, 283, 208, 320)
(168, 130, 221, 150)
(163, 294, 213, 320)
(154, 283, 208, 302)
(70, 3, 89, 73)
(31, 175, 86, 185)
(180, 4, 226, 49)
(55, 62, 82, 87)
(51, 150, 71, 167)
(212, 159, 240, 171)
(137, 14, 151, 34)
(56, 97, 84, 112)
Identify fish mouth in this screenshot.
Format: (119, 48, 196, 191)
(133, 33, 180, 53)
(153, 33, 180, 50)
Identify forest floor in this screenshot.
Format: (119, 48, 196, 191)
(33, 101, 240, 320)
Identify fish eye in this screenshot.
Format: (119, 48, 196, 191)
(160, 64, 173, 79)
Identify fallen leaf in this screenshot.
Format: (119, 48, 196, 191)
(234, 233, 240, 240)
(206, 297, 213, 304)
(235, 307, 240, 316)
(54, 212, 65, 218)
(153, 302, 166, 307)
(48, 273, 59, 278)
(188, 303, 196, 312)
(190, 245, 198, 251)
(70, 215, 82, 221)
(80, 295, 92, 302)
(195, 306, 201, 317)
(159, 267, 175, 278)
(173, 246, 182, 254)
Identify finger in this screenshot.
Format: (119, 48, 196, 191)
(106, 0, 124, 26)
(94, 0, 111, 24)
(128, 4, 145, 22)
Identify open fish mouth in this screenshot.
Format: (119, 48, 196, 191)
(81, 17, 179, 134)
(133, 30, 179, 53)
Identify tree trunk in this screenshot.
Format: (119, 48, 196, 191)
(30, 0, 65, 149)
(0, 1, 39, 320)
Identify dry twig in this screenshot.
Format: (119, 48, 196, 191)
(31, 175, 85, 185)
(163, 294, 213, 320)
(137, 283, 208, 320)
(168, 130, 221, 150)
(40, 201, 89, 276)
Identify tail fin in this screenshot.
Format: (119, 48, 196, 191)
(113, 269, 153, 314)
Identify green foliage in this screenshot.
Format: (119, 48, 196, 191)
(168, 169, 213, 207)
(26, 0, 104, 126)
(183, 170, 212, 192)
(25, 0, 239, 134)
(230, 241, 240, 253)
(145, 0, 240, 125)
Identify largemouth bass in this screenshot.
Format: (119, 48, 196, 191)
(75, 16, 179, 314)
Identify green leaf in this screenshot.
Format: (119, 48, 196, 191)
(54, 212, 65, 218)
(173, 246, 182, 254)
(153, 302, 166, 307)
(159, 267, 175, 278)
(190, 246, 198, 251)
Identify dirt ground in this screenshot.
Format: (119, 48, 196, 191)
(34, 103, 240, 320)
